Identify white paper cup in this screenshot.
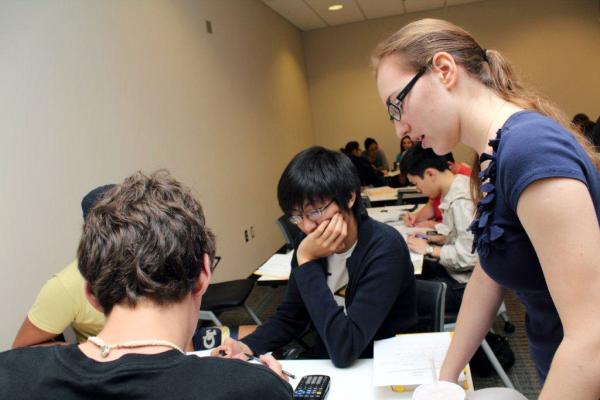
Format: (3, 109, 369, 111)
(412, 381, 466, 400)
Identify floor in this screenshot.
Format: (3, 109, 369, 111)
(212, 283, 542, 399)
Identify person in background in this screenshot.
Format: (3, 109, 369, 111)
(395, 135, 414, 165)
(213, 146, 417, 368)
(403, 153, 471, 228)
(592, 116, 600, 150)
(401, 144, 477, 313)
(12, 185, 115, 347)
(341, 141, 385, 187)
(572, 113, 595, 142)
(444, 152, 472, 176)
(12, 184, 252, 351)
(373, 18, 600, 397)
(362, 137, 390, 171)
(0, 170, 292, 399)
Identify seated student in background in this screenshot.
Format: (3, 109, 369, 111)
(395, 135, 414, 165)
(593, 116, 600, 150)
(214, 146, 417, 367)
(400, 144, 477, 313)
(12, 184, 114, 347)
(362, 137, 389, 171)
(12, 184, 249, 351)
(572, 113, 595, 142)
(403, 152, 471, 228)
(444, 152, 472, 176)
(341, 141, 385, 187)
(0, 171, 292, 400)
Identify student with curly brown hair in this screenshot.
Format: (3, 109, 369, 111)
(0, 171, 292, 400)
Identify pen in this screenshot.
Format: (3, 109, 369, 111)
(415, 233, 428, 240)
(243, 352, 296, 379)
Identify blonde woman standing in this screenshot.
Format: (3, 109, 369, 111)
(372, 19, 600, 398)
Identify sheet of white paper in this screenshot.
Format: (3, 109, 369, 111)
(411, 253, 423, 275)
(373, 333, 465, 387)
(367, 205, 412, 223)
(391, 224, 430, 240)
(254, 252, 293, 279)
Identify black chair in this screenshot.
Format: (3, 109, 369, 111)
(199, 279, 262, 326)
(415, 280, 447, 333)
(276, 215, 301, 250)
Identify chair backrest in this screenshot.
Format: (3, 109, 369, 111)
(361, 194, 372, 208)
(276, 215, 301, 249)
(415, 280, 447, 332)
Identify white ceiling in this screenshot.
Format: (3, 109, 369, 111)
(262, 0, 485, 31)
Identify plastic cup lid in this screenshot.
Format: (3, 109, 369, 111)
(412, 381, 466, 400)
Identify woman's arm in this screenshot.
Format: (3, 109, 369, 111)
(439, 263, 505, 382)
(517, 178, 600, 399)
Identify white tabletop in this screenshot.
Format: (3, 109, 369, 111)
(281, 358, 473, 400)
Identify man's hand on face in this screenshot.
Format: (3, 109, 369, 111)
(296, 213, 348, 265)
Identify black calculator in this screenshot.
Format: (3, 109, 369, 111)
(293, 374, 330, 400)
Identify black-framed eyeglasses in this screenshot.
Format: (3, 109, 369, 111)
(386, 67, 427, 122)
(211, 256, 221, 272)
(288, 200, 334, 225)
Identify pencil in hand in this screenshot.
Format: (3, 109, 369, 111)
(243, 352, 296, 379)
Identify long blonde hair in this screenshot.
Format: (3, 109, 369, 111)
(372, 18, 599, 201)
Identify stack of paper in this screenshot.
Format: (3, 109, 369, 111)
(397, 185, 418, 193)
(254, 252, 293, 280)
(372, 332, 466, 389)
(363, 186, 398, 202)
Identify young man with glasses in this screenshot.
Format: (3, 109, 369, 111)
(214, 146, 417, 367)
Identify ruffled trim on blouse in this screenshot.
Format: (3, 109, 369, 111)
(469, 129, 504, 258)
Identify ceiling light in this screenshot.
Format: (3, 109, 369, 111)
(328, 4, 344, 11)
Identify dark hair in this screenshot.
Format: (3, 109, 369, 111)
(77, 170, 216, 315)
(592, 116, 600, 148)
(572, 113, 590, 126)
(364, 137, 377, 150)
(81, 184, 116, 220)
(400, 143, 450, 178)
(400, 136, 413, 152)
(444, 152, 455, 163)
(278, 146, 363, 218)
(342, 141, 360, 156)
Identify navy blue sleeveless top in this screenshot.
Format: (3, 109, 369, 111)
(469, 111, 600, 381)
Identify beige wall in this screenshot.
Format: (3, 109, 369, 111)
(302, 0, 600, 165)
(0, 0, 314, 348)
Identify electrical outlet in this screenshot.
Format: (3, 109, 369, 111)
(244, 229, 249, 242)
(250, 226, 255, 239)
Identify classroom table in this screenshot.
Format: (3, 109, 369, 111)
(188, 352, 475, 400)
(362, 186, 428, 206)
(280, 358, 474, 400)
